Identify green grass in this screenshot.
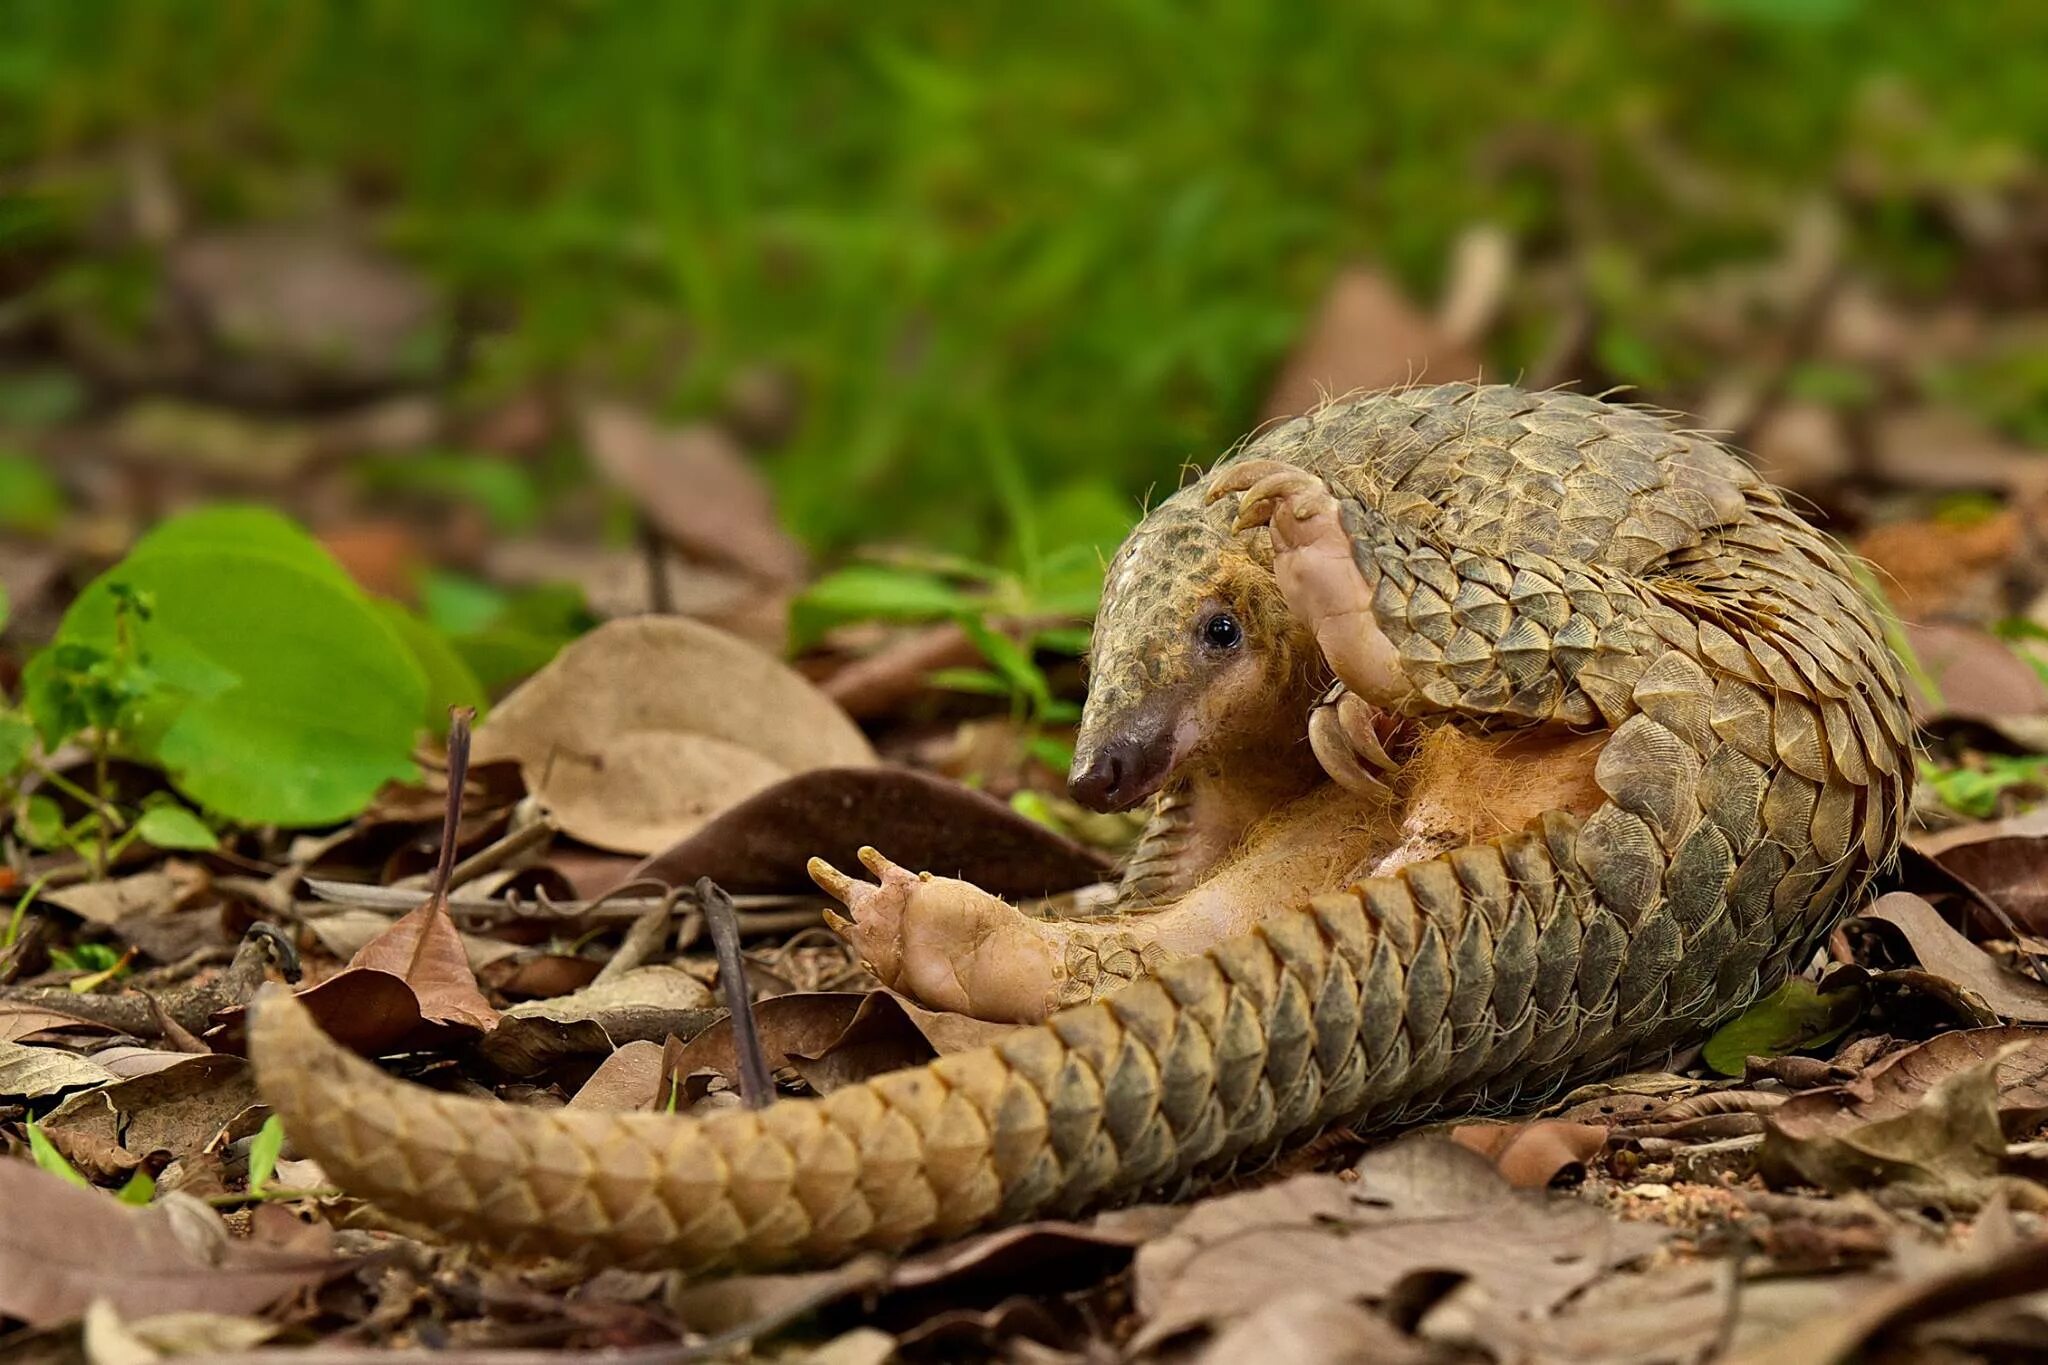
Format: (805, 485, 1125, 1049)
(4, 1, 2045, 563)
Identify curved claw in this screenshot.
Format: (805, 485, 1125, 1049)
(1206, 457, 1297, 501)
(807, 855, 859, 902)
(1310, 704, 1395, 802)
(1335, 692, 1402, 774)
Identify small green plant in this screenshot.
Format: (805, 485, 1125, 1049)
(1922, 754, 2048, 820)
(246, 1114, 286, 1195)
(0, 507, 493, 864)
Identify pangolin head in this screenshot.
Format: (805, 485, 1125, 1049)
(1068, 474, 1323, 813)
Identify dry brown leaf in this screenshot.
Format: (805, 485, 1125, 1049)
(1871, 405, 2048, 493)
(820, 622, 984, 720)
(81, 1301, 280, 1363)
(1760, 1026, 2048, 1195)
(1130, 1136, 1665, 1353)
(1446, 1119, 1610, 1189)
(41, 1054, 264, 1167)
(0, 1039, 117, 1100)
(43, 863, 209, 927)
(567, 1039, 669, 1111)
(1903, 622, 2048, 729)
(165, 225, 441, 400)
(633, 766, 1110, 897)
(1196, 1290, 1431, 1365)
(1261, 266, 1481, 422)
(472, 616, 876, 854)
(0, 1163, 340, 1327)
(0, 1001, 113, 1044)
(481, 966, 716, 1076)
(580, 401, 807, 584)
(1861, 892, 2048, 1022)
(1914, 809, 2048, 935)
(344, 895, 499, 1033)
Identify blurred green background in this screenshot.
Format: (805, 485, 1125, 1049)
(7, 0, 2044, 566)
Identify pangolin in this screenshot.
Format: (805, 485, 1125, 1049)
(250, 382, 1914, 1273)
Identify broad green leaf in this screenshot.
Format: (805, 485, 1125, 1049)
(789, 565, 973, 651)
(26, 1121, 87, 1187)
(1702, 978, 1866, 1076)
(247, 1115, 285, 1194)
(927, 666, 1011, 697)
(134, 802, 219, 852)
(419, 572, 589, 691)
(51, 507, 426, 824)
(372, 600, 489, 733)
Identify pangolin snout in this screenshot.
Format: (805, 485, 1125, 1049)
(1069, 731, 1174, 813)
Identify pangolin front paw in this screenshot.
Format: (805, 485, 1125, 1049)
(808, 847, 1063, 1023)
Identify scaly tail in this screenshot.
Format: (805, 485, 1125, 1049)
(255, 797, 1834, 1274)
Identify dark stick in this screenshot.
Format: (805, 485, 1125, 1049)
(431, 707, 478, 904)
(698, 876, 774, 1109)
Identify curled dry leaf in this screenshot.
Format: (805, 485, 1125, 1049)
(0, 1001, 112, 1044)
(43, 862, 209, 926)
(0, 1163, 340, 1328)
(633, 765, 1111, 897)
(580, 400, 807, 584)
(472, 617, 876, 854)
(1861, 892, 2048, 1022)
(1446, 1119, 1610, 1190)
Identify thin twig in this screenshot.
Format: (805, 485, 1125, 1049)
(698, 876, 773, 1110)
(430, 708, 477, 905)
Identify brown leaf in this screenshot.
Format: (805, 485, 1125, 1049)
(471, 617, 876, 854)
(1446, 1119, 1610, 1189)
(1857, 512, 2026, 626)
(0, 1164, 341, 1327)
(1130, 1136, 1665, 1353)
(580, 401, 807, 584)
(1196, 1290, 1432, 1365)
(345, 895, 499, 1033)
(0, 1040, 117, 1100)
(1871, 405, 2048, 494)
(1861, 892, 2048, 1022)
(1261, 266, 1481, 423)
(1760, 1026, 2048, 1194)
(567, 1039, 669, 1111)
(480, 966, 716, 1076)
(209, 966, 437, 1057)
(1902, 622, 2048, 729)
(1914, 809, 2048, 934)
(43, 863, 209, 927)
(41, 1054, 264, 1166)
(483, 538, 788, 649)
(633, 766, 1110, 897)
(165, 225, 441, 401)
(0, 1001, 114, 1045)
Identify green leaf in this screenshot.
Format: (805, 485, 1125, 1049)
(1702, 978, 1866, 1076)
(1031, 626, 1094, 657)
(419, 572, 589, 691)
(48, 506, 427, 825)
(0, 453, 67, 535)
(20, 794, 64, 849)
(788, 565, 973, 651)
(116, 1169, 157, 1205)
(134, 801, 219, 852)
(962, 617, 1051, 712)
(928, 666, 1010, 697)
(0, 709, 34, 777)
(372, 600, 489, 733)
(247, 1114, 285, 1195)
(27, 1121, 88, 1187)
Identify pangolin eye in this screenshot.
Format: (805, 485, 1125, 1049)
(1203, 613, 1243, 650)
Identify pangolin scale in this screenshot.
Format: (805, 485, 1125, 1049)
(252, 383, 1913, 1272)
